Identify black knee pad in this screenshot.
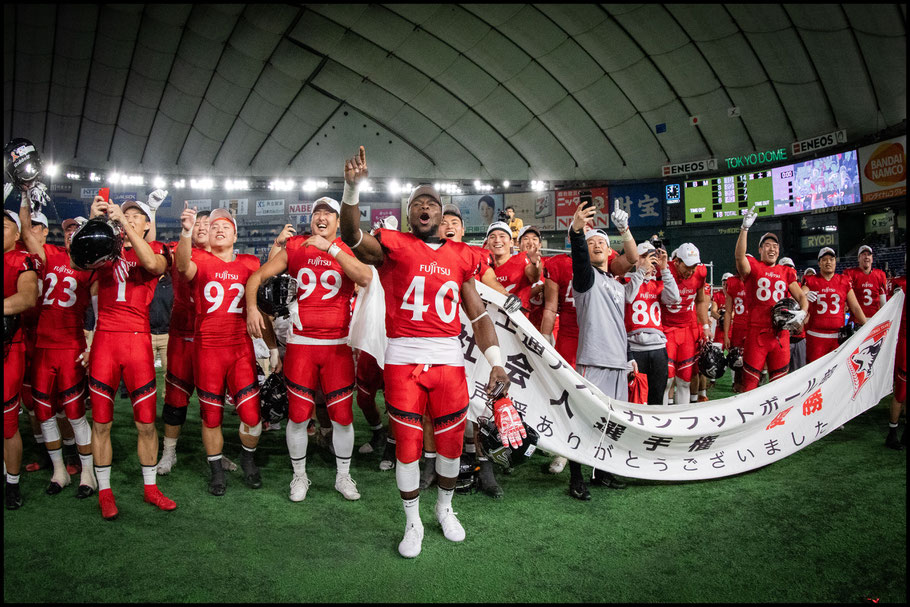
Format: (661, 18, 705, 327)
(162, 404, 188, 426)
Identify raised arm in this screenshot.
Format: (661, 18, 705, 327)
(175, 203, 199, 281)
(608, 205, 638, 275)
(108, 204, 167, 275)
(735, 208, 757, 279)
(570, 204, 597, 294)
(339, 146, 384, 266)
(18, 197, 46, 264)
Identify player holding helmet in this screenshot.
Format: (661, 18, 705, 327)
(245, 196, 372, 503)
(734, 209, 808, 392)
(340, 146, 520, 558)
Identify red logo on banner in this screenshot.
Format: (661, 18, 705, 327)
(801, 390, 823, 416)
(847, 321, 891, 398)
(765, 406, 793, 431)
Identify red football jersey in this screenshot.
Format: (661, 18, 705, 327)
(286, 235, 357, 340)
(191, 251, 260, 348)
(624, 278, 664, 334)
(725, 275, 750, 327)
(744, 256, 798, 329)
(95, 241, 170, 333)
(491, 251, 533, 311)
(4, 249, 39, 344)
(662, 262, 707, 328)
(543, 254, 578, 338)
(14, 241, 42, 332)
(376, 229, 479, 339)
(35, 244, 92, 349)
(804, 273, 853, 332)
(527, 255, 551, 329)
(467, 244, 492, 279)
(167, 242, 196, 337)
(712, 289, 725, 310)
(845, 267, 887, 319)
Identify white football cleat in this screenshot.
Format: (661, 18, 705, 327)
(548, 456, 567, 474)
(157, 449, 177, 475)
(335, 474, 361, 501)
(435, 504, 465, 542)
(398, 521, 424, 558)
(289, 473, 311, 502)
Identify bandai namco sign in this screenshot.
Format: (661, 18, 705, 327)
(860, 136, 906, 202)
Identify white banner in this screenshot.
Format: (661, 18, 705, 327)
(219, 198, 248, 216)
(350, 275, 903, 481)
(255, 199, 285, 216)
(186, 199, 212, 211)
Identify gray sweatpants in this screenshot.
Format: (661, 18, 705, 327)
(789, 338, 806, 373)
(577, 364, 629, 402)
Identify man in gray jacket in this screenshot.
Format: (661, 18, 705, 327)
(566, 201, 642, 500)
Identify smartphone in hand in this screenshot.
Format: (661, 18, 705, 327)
(98, 187, 110, 202)
(579, 190, 593, 211)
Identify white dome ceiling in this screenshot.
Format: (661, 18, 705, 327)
(4, 4, 906, 183)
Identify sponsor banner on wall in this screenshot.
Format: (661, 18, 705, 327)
(371, 207, 400, 228)
(451, 193, 504, 230)
(256, 199, 284, 216)
(555, 188, 609, 230)
(350, 277, 903, 481)
(859, 135, 906, 202)
(791, 129, 847, 156)
(504, 191, 555, 231)
(609, 183, 665, 227)
(219, 198, 248, 216)
(80, 187, 99, 199)
(111, 192, 137, 205)
(662, 158, 717, 177)
(186, 199, 212, 211)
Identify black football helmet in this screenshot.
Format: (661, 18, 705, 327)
(3, 314, 20, 345)
(69, 218, 124, 270)
(771, 298, 802, 334)
(726, 346, 743, 369)
(257, 274, 298, 318)
(259, 370, 288, 425)
(4, 138, 42, 187)
(698, 342, 727, 380)
(838, 323, 856, 345)
(477, 416, 539, 469)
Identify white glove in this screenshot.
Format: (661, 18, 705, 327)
(787, 309, 807, 330)
(146, 189, 168, 211)
(269, 348, 279, 371)
(3, 182, 12, 200)
(382, 215, 399, 230)
(28, 181, 50, 209)
(503, 294, 523, 314)
(806, 290, 818, 303)
(611, 206, 629, 232)
(741, 207, 758, 230)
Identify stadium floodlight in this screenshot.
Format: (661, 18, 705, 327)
(89, 172, 102, 182)
(360, 179, 373, 193)
(388, 180, 400, 195)
(45, 164, 59, 178)
(191, 178, 213, 190)
(66, 171, 81, 180)
(125, 174, 145, 186)
(108, 172, 121, 184)
(153, 176, 167, 189)
(531, 180, 546, 191)
(502, 180, 510, 188)
(172, 179, 185, 189)
(271, 179, 295, 191)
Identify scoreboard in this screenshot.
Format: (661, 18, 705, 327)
(684, 171, 773, 223)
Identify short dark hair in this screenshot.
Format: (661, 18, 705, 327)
(196, 210, 212, 219)
(506, 206, 514, 212)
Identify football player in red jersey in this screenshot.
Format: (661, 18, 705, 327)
(660, 243, 710, 405)
(802, 247, 867, 363)
(518, 225, 548, 331)
(844, 245, 888, 321)
(734, 209, 808, 393)
(156, 210, 210, 475)
(886, 268, 906, 449)
(778, 257, 807, 372)
(87, 196, 176, 519)
(712, 276, 731, 348)
(4, 210, 40, 509)
(246, 197, 372, 503)
(723, 266, 750, 392)
(177, 206, 272, 496)
(340, 147, 519, 559)
(18, 211, 98, 497)
(486, 221, 540, 315)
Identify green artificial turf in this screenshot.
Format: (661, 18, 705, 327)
(3, 370, 906, 603)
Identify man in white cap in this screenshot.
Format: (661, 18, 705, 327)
(735, 210, 808, 392)
(844, 245, 888, 322)
(485, 220, 540, 316)
(660, 242, 710, 405)
(246, 195, 372, 503)
(778, 257, 807, 372)
(4, 208, 40, 509)
(87, 195, 176, 519)
(339, 146, 519, 558)
(802, 247, 867, 363)
(17, 209, 98, 498)
(177, 205, 275, 496)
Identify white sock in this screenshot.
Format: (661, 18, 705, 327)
(331, 421, 355, 476)
(675, 377, 691, 406)
(286, 420, 309, 460)
(663, 384, 672, 405)
(141, 465, 156, 487)
(403, 496, 421, 526)
(207, 453, 223, 463)
(95, 465, 112, 491)
(690, 395, 698, 402)
(291, 456, 307, 477)
(79, 452, 94, 469)
(698, 389, 707, 397)
(7, 474, 20, 484)
(464, 442, 476, 454)
(163, 436, 178, 452)
(79, 453, 96, 484)
(48, 448, 66, 479)
(437, 486, 454, 511)
(369, 423, 383, 431)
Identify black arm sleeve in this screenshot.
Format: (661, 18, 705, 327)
(570, 228, 595, 293)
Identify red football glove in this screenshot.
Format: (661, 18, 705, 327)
(493, 397, 526, 449)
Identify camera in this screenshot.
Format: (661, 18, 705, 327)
(649, 235, 665, 250)
(498, 209, 509, 223)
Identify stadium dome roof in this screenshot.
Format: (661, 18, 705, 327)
(4, 4, 906, 182)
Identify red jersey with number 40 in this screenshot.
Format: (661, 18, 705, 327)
(285, 235, 357, 340)
(725, 275, 750, 327)
(744, 256, 798, 329)
(191, 251, 260, 348)
(804, 273, 853, 332)
(95, 242, 169, 333)
(845, 267, 887, 319)
(543, 254, 578, 338)
(36, 244, 92, 349)
(662, 262, 707, 328)
(376, 229, 479, 339)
